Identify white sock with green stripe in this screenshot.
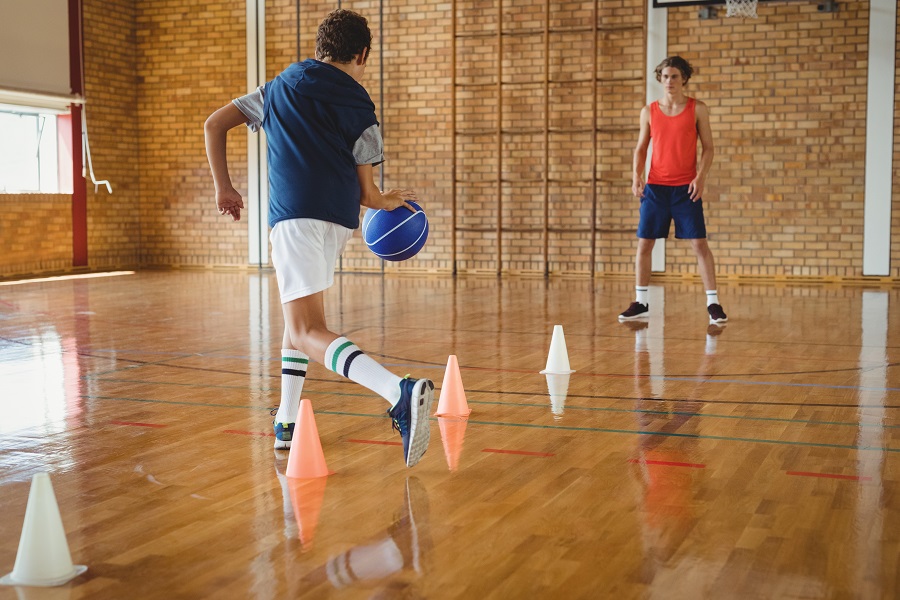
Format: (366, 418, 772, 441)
(325, 337, 403, 406)
(275, 349, 309, 423)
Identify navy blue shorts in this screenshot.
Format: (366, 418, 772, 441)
(637, 183, 707, 240)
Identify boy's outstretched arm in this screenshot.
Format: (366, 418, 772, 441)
(204, 103, 248, 221)
(357, 164, 418, 212)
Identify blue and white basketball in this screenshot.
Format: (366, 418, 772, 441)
(361, 201, 429, 261)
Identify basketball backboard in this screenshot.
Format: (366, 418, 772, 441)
(653, 0, 721, 5)
(651, 0, 774, 6)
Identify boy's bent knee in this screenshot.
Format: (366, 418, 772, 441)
(284, 327, 322, 353)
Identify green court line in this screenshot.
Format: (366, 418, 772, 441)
(83, 379, 900, 430)
(79, 395, 900, 454)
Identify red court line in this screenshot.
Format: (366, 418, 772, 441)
(224, 429, 275, 437)
(348, 439, 402, 446)
(110, 421, 166, 428)
(628, 458, 705, 469)
(787, 471, 871, 482)
(482, 448, 555, 457)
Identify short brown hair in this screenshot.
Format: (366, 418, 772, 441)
(655, 56, 694, 83)
(316, 9, 372, 63)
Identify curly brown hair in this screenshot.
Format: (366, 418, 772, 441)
(315, 9, 372, 63)
(654, 56, 694, 83)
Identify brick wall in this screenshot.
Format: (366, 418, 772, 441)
(82, 0, 142, 270)
(666, 0, 874, 280)
(135, 0, 249, 267)
(0, 194, 73, 277)
(1, 0, 897, 282)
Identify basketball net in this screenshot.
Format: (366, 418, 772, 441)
(725, 0, 758, 18)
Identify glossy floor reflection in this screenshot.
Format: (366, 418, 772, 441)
(0, 270, 898, 598)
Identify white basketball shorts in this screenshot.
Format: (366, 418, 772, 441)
(270, 218, 355, 304)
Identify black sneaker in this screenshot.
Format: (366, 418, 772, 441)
(388, 377, 435, 467)
(618, 302, 649, 321)
(708, 303, 728, 324)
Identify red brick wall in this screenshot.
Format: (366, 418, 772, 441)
(135, 0, 249, 267)
(0, 194, 73, 277)
(1, 0, 898, 282)
(81, 0, 142, 270)
(665, 0, 873, 280)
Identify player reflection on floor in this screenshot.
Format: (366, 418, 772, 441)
(326, 477, 430, 588)
(277, 472, 432, 590)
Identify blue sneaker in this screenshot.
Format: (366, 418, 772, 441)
(388, 378, 435, 467)
(274, 421, 294, 450)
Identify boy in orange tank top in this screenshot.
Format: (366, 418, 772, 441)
(619, 56, 728, 325)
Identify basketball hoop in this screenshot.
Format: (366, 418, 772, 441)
(725, 0, 758, 18)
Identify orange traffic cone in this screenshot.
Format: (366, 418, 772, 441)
(434, 355, 472, 418)
(438, 417, 468, 471)
(286, 399, 333, 479)
(1, 473, 87, 587)
(287, 476, 328, 551)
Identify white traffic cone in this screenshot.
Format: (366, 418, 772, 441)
(540, 325, 575, 375)
(0, 473, 87, 587)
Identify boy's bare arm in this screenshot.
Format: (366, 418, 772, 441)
(356, 164, 418, 212)
(632, 105, 651, 197)
(690, 101, 715, 201)
(204, 103, 248, 221)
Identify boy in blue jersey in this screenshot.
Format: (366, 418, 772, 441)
(204, 9, 434, 467)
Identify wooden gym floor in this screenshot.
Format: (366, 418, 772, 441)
(0, 269, 897, 599)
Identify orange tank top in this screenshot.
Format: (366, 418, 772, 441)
(647, 97, 697, 186)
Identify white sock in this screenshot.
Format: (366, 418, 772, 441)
(706, 290, 719, 306)
(635, 286, 649, 305)
(275, 349, 308, 423)
(325, 337, 403, 406)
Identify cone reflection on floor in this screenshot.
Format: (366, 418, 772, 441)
(1, 473, 87, 587)
(286, 399, 333, 479)
(545, 373, 571, 420)
(434, 355, 472, 418)
(287, 476, 328, 551)
(540, 325, 576, 375)
(437, 417, 468, 471)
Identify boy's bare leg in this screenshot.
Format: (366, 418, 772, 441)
(281, 291, 337, 363)
(281, 291, 403, 404)
(279, 291, 434, 466)
(271, 292, 335, 448)
(618, 238, 657, 321)
(635, 238, 656, 288)
(690, 238, 717, 292)
(691, 238, 727, 323)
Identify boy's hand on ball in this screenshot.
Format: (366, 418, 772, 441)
(379, 189, 419, 212)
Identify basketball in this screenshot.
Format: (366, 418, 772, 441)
(361, 201, 429, 261)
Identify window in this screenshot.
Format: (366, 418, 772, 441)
(0, 106, 63, 193)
